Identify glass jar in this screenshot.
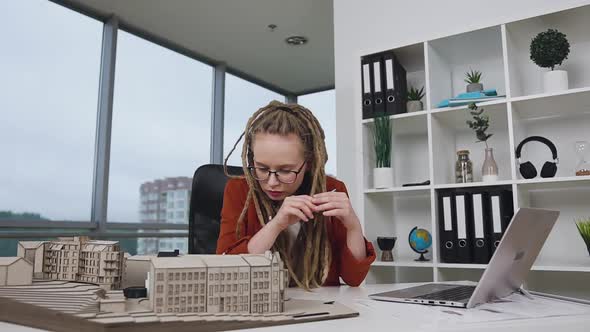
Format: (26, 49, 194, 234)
(575, 140, 590, 176)
(455, 150, 473, 183)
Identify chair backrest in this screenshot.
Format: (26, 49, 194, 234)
(188, 164, 244, 254)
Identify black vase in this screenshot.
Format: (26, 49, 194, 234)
(377, 237, 397, 262)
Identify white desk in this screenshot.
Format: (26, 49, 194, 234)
(1, 283, 590, 331)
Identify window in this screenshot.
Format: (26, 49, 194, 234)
(107, 30, 212, 223)
(264, 271, 269, 278)
(0, 0, 102, 222)
(298, 90, 337, 175)
(223, 74, 283, 166)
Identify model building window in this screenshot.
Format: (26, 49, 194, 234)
(253, 282, 257, 290)
(264, 271, 269, 278)
(220, 273, 224, 281)
(220, 285, 225, 292)
(264, 281, 269, 289)
(169, 273, 174, 279)
(182, 272, 186, 280)
(215, 273, 219, 280)
(182, 284, 186, 292)
(245, 284, 249, 291)
(168, 297, 173, 305)
(273, 278, 277, 285)
(175, 272, 180, 281)
(227, 272, 231, 280)
(264, 293, 269, 301)
(253, 271, 257, 278)
(175, 284, 180, 294)
(201, 272, 205, 279)
(253, 294, 258, 301)
(175, 297, 179, 305)
(200, 296, 204, 303)
(156, 298, 163, 306)
(157, 285, 163, 293)
(273, 293, 278, 300)
(187, 272, 192, 280)
(168, 287, 173, 295)
(181, 297, 186, 304)
(209, 274, 213, 281)
(200, 284, 205, 294)
(215, 285, 218, 292)
(264, 303, 269, 312)
(233, 284, 237, 292)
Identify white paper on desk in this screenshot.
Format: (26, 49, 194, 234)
(357, 293, 590, 326)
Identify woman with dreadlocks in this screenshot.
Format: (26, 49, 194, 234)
(216, 100, 375, 289)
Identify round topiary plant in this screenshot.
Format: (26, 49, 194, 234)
(530, 29, 570, 70)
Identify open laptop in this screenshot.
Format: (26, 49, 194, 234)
(369, 207, 559, 309)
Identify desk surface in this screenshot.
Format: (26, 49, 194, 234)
(1, 283, 590, 332)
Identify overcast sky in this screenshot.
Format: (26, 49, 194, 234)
(0, 0, 336, 223)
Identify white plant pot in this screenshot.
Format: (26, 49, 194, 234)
(543, 70, 568, 93)
(373, 167, 394, 189)
(406, 100, 423, 113)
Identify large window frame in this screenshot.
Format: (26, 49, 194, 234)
(0, 9, 303, 240)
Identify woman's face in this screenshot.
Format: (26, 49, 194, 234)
(251, 132, 307, 201)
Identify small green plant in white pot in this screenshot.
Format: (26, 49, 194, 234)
(465, 69, 483, 92)
(406, 86, 425, 112)
(466, 103, 498, 182)
(530, 29, 570, 93)
(372, 112, 393, 188)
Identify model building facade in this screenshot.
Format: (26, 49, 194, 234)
(148, 251, 287, 314)
(0, 257, 33, 286)
(17, 237, 124, 290)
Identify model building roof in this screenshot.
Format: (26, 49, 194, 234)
(18, 241, 45, 249)
(0, 257, 25, 266)
(126, 255, 153, 261)
(150, 255, 207, 269)
(241, 254, 272, 266)
(199, 255, 250, 267)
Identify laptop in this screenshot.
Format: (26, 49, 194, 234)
(369, 207, 559, 309)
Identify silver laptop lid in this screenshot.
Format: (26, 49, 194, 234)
(466, 207, 559, 308)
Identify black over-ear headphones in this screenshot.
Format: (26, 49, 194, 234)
(515, 136, 559, 179)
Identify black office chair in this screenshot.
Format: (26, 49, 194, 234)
(188, 164, 244, 254)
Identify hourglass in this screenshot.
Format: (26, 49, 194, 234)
(575, 141, 590, 176)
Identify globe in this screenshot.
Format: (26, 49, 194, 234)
(408, 227, 432, 261)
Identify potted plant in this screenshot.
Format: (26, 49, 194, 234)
(530, 29, 570, 92)
(465, 69, 483, 92)
(575, 217, 590, 256)
(372, 112, 393, 188)
(466, 102, 498, 182)
(406, 86, 425, 112)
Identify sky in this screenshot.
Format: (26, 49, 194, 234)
(0, 0, 336, 223)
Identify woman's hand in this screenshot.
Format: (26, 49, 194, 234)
(311, 191, 361, 231)
(272, 195, 317, 231)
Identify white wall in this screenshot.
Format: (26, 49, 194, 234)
(333, 0, 590, 221)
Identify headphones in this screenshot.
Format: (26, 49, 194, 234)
(515, 136, 559, 179)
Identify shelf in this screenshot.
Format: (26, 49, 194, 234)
(515, 176, 590, 190)
(371, 260, 434, 268)
(364, 185, 430, 194)
(433, 180, 513, 190)
(362, 112, 428, 136)
(429, 98, 507, 115)
(511, 86, 590, 121)
(531, 264, 590, 273)
(437, 263, 487, 270)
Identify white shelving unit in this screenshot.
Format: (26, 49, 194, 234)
(359, 5, 590, 296)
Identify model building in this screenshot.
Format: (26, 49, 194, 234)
(148, 251, 287, 314)
(0, 257, 33, 286)
(17, 237, 124, 290)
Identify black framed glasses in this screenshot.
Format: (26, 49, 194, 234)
(248, 162, 306, 184)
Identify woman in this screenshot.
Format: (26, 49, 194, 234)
(216, 100, 375, 289)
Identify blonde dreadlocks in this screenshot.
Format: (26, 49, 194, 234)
(224, 100, 331, 290)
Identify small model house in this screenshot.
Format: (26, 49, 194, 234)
(148, 251, 287, 315)
(122, 254, 153, 289)
(17, 241, 46, 279)
(0, 257, 33, 286)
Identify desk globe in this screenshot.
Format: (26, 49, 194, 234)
(408, 226, 432, 261)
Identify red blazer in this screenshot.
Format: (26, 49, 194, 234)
(216, 176, 376, 287)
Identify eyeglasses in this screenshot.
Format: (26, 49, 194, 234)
(248, 162, 306, 184)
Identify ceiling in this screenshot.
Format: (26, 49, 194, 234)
(52, 0, 335, 96)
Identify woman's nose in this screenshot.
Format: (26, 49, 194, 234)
(267, 173, 280, 186)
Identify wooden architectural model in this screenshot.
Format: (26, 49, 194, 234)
(148, 251, 287, 314)
(0, 257, 33, 286)
(16, 237, 124, 290)
(122, 254, 152, 288)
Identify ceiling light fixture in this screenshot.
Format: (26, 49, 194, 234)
(285, 36, 308, 46)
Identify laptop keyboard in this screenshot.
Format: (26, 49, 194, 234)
(414, 285, 476, 301)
